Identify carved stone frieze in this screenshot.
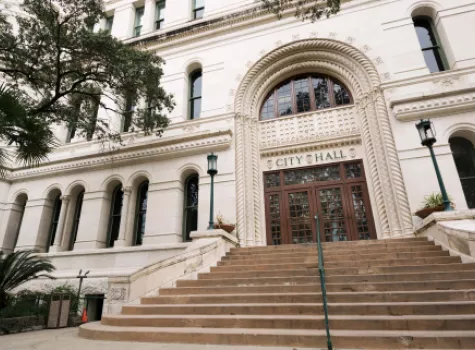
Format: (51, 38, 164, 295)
(7, 130, 232, 181)
(391, 89, 475, 121)
(259, 105, 359, 149)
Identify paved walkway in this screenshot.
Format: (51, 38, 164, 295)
(0, 327, 322, 350)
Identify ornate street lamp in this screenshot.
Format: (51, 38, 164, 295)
(415, 119, 452, 211)
(207, 153, 218, 229)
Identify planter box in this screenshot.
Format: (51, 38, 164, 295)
(214, 224, 235, 234)
(415, 206, 445, 219)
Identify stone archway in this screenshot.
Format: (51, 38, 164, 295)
(234, 39, 413, 246)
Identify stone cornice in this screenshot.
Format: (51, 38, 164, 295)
(390, 87, 475, 121)
(7, 129, 232, 181)
(124, 0, 364, 51)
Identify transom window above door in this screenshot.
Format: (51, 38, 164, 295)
(260, 75, 352, 120)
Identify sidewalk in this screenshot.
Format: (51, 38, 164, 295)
(0, 327, 321, 350)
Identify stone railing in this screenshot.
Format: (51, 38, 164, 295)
(414, 210, 475, 263)
(104, 229, 239, 314)
(259, 105, 359, 149)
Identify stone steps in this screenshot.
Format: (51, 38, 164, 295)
(79, 324, 475, 348)
(79, 237, 475, 348)
(159, 279, 475, 295)
(142, 290, 475, 304)
(101, 314, 475, 331)
(215, 256, 462, 270)
(176, 271, 475, 287)
(122, 301, 475, 316)
(202, 263, 475, 279)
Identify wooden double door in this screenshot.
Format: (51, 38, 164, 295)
(264, 160, 376, 245)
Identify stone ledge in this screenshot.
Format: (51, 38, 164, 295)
(414, 209, 475, 235)
(190, 229, 239, 245)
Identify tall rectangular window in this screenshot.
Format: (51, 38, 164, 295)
(156, 1, 165, 29)
(413, 16, 447, 73)
(134, 7, 144, 37)
(105, 16, 114, 34)
(193, 0, 204, 20)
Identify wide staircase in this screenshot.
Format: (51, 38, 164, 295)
(80, 237, 475, 348)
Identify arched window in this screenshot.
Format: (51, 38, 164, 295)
(260, 75, 352, 120)
(47, 194, 62, 250)
(133, 181, 149, 246)
(189, 70, 202, 120)
(68, 190, 84, 251)
(107, 185, 124, 248)
(449, 137, 475, 208)
(183, 174, 199, 242)
(413, 16, 447, 73)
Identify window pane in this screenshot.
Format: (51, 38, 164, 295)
(135, 7, 144, 26)
(156, 1, 165, 20)
(194, 0, 205, 8)
(192, 98, 201, 119)
(414, 20, 437, 49)
(191, 74, 202, 98)
(423, 49, 444, 73)
(333, 81, 351, 105)
(261, 94, 275, 120)
(277, 82, 292, 116)
(105, 16, 113, 32)
(294, 78, 311, 113)
(194, 8, 204, 19)
(313, 77, 330, 109)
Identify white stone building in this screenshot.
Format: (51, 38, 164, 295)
(1, 0, 475, 301)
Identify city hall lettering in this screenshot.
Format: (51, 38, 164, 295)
(269, 149, 356, 169)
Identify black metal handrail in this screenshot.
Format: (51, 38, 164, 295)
(315, 214, 333, 350)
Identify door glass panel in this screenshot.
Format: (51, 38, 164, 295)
(345, 162, 362, 179)
(350, 185, 371, 240)
(268, 194, 282, 245)
(284, 165, 340, 185)
(319, 188, 348, 242)
(265, 173, 280, 188)
(287, 192, 313, 244)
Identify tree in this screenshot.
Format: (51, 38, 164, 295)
(260, 0, 341, 22)
(0, 250, 55, 309)
(0, 0, 174, 172)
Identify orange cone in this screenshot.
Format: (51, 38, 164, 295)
(81, 307, 88, 323)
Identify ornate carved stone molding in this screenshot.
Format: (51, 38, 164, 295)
(390, 88, 475, 121)
(7, 130, 232, 181)
(234, 39, 413, 244)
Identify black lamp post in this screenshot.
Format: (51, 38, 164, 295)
(207, 153, 218, 230)
(415, 119, 452, 211)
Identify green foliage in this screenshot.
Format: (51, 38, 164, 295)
(0, 250, 55, 309)
(422, 192, 452, 209)
(0, 291, 49, 318)
(0, 0, 174, 172)
(0, 85, 56, 175)
(260, 0, 341, 22)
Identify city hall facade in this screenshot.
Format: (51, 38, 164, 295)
(1, 0, 475, 292)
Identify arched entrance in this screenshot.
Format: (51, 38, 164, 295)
(234, 39, 413, 246)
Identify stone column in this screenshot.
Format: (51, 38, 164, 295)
(142, 0, 156, 35)
(15, 199, 52, 252)
(73, 191, 109, 250)
(50, 195, 70, 253)
(143, 181, 183, 245)
(115, 187, 132, 247)
(0, 203, 26, 253)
